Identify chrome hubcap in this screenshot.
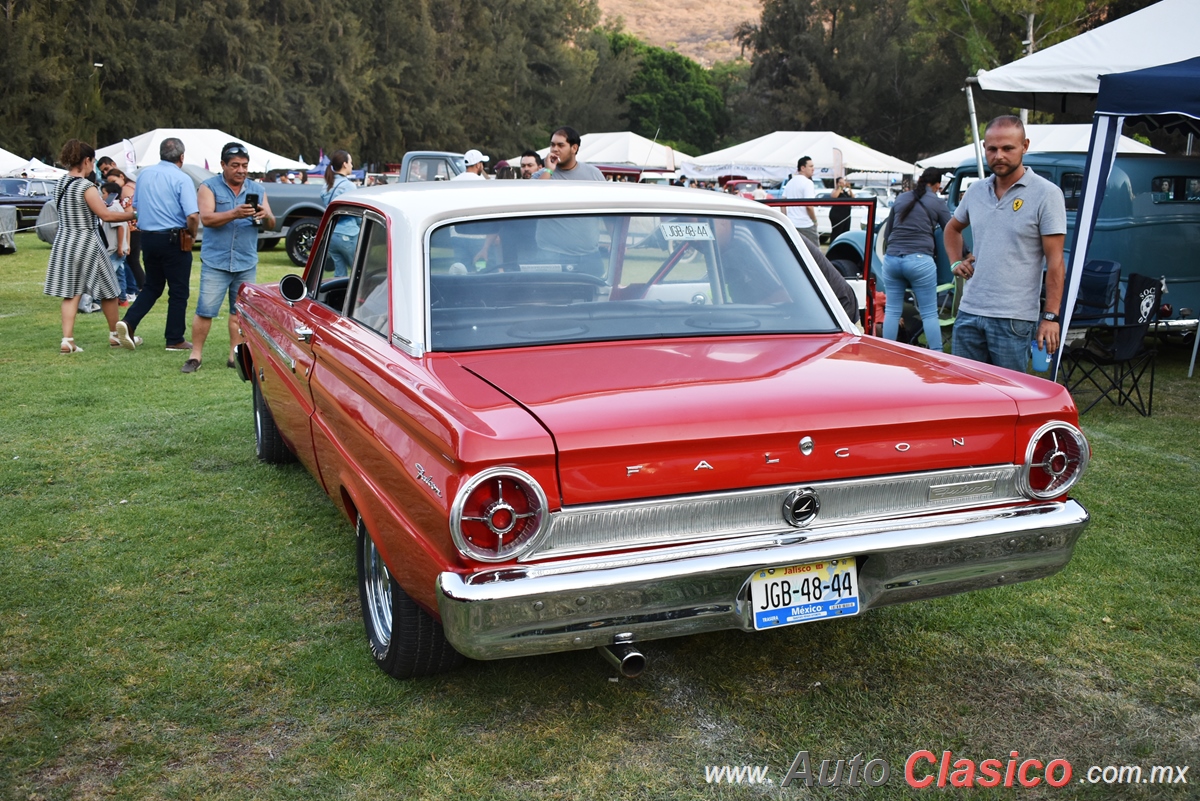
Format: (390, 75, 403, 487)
(364, 537, 392, 648)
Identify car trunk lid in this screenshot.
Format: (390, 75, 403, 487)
(455, 336, 1021, 506)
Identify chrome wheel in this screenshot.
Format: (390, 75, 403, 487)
(363, 535, 392, 649)
(355, 515, 464, 678)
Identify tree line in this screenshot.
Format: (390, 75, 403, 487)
(0, 0, 1162, 168)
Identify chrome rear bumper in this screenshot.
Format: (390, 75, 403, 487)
(436, 500, 1088, 660)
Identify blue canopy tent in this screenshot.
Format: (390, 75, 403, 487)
(1056, 57, 1200, 379)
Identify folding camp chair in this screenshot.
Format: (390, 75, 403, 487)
(1071, 259, 1121, 327)
(1061, 273, 1161, 416)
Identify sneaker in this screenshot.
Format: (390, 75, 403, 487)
(180, 358, 202, 374)
(118, 299, 130, 307)
(114, 321, 138, 350)
(165, 340, 193, 352)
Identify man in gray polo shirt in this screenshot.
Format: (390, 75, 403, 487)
(534, 126, 607, 275)
(944, 115, 1067, 373)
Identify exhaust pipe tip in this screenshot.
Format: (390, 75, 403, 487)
(597, 642, 646, 678)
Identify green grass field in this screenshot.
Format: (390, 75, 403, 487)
(1, 232, 1197, 799)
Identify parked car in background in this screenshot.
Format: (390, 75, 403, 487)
(815, 187, 891, 243)
(0, 177, 55, 231)
(254, 181, 328, 266)
(270, 151, 470, 267)
(725, 179, 767, 200)
(235, 181, 1090, 681)
(399, 151, 465, 183)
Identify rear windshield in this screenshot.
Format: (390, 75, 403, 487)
(427, 214, 839, 351)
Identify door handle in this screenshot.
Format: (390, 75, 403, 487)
(295, 325, 313, 343)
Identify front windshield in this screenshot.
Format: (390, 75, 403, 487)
(0, 179, 28, 195)
(428, 213, 838, 351)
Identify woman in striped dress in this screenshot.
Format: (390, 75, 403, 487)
(44, 139, 137, 353)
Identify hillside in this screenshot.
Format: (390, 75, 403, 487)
(596, 0, 763, 66)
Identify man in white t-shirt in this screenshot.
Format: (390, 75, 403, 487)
(783, 156, 819, 246)
(451, 149, 489, 180)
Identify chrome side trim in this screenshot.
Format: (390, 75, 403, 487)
(391, 333, 424, 358)
(437, 500, 1089, 660)
(526, 465, 1021, 561)
(242, 314, 296, 373)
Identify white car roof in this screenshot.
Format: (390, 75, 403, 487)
(334, 180, 788, 229)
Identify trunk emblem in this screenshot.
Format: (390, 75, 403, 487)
(627, 465, 643, 476)
(694, 460, 714, 471)
(799, 436, 814, 456)
(783, 489, 820, 527)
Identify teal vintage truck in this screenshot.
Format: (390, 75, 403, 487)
(943, 152, 1200, 319)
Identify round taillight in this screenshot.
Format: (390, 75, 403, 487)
(450, 468, 548, 562)
(1018, 422, 1089, 500)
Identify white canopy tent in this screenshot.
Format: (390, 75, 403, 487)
(0, 146, 27, 176)
(574, 131, 677, 170)
(915, 124, 1160, 170)
(971, 0, 1200, 115)
(680, 132, 914, 183)
(12, 158, 66, 179)
(515, 131, 679, 171)
(97, 128, 311, 175)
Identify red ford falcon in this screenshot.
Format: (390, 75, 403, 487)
(235, 181, 1089, 680)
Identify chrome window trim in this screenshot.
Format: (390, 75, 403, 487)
(391, 333, 424, 358)
(522, 465, 1023, 562)
(421, 207, 845, 353)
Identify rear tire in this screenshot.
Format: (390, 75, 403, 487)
(285, 217, 321, 267)
(830, 257, 862, 279)
(253, 373, 296, 463)
(356, 516, 464, 679)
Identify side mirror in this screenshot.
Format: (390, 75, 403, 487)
(279, 274, 308, 303)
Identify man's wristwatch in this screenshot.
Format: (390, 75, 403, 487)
(1041, 312, 1061, 324)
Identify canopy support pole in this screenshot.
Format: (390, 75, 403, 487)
(965, 84, 986, 178)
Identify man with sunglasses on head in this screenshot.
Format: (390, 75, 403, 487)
(180, 142, 274, 374)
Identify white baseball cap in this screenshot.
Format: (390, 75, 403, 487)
(463, 149, 490, 167)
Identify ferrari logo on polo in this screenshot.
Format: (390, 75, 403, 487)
(1012, 198, 1024, 212)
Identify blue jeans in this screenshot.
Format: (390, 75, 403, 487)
(110, 254, 134, 299)
(952, 311, 1035, 374)
(196, 264, 256, 318)
(882, 253, 941, 351)
(122, 231, 192, 346)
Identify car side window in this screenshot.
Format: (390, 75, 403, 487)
(348, 219, 389, 336)
(406, 158, 452, 182)
(1152, 176, 1200, 202)
(1061, 173, 1084, 211)
(312, 211, 364, 313)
